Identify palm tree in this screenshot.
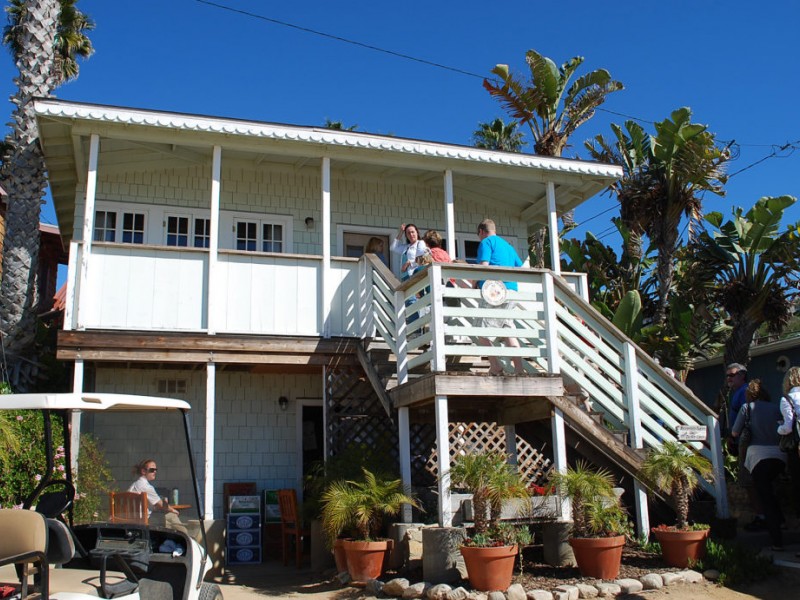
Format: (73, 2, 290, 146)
(689, 195, 800, 367)
(0, 0, 93, 390)
(483, 49, 623, 265)
(472, 118, 525, 152)
(323, 119, 359, 131)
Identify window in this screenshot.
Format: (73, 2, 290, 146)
(122, 212, 145, 244)
(262, 223, 283, 253)
(94, 211, 116, 242)
(166, 215, 189, 247)
(157, 379, 187, 395)
(194, 218, 210, 248)
(232, 217, 289, 253)
(235, 221, 258, 251)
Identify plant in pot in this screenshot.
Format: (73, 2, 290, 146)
(320, 467, 419, 583)
(450, 451, 533, 592)
(549, 461, 632, 579)
(638, 440, 714, 568)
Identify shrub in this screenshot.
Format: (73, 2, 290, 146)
(693, 538, 777, 586)
(73, 434, 115, 523)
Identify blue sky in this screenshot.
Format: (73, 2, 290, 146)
(2, 0, 798, 245)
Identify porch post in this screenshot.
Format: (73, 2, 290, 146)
(429, 266, 446, 372)
(207, 145, 222, 335)
(504, 425, 518, 466)
(204, 362, 216, 521)
(435, 394, 452, 526)
(623, 342, 649, 536)
(77, 133, 99, 329)
(70, 359, 84, 476)
(322, 157, 332, 338)
(708, 414, 729, 518)
(64, 242, 79, 331)
(443, 170, 456, 258)
(546, 181, 561, 275)
(398, 407, 412, 522)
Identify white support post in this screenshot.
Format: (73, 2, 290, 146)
(395, 290, 409, 385)
(207, 145, 222, 335)
(398, 407, 412, 522)
(708, 414, 729, 518)
(64, 241, 79, 331)
(322, 157, 332, 338)
(546, 181, 561, 275)
(359, 255, 374, 338)
(623, 341, 649, 536)
(542, 273, 561, 375)
(504, 425, 518, 466)
(434, 394, 452, 526)
(429, 265, 446, 372)
(77, 134, 100, 329)
(70, 359, 84, 477)
(551, 407, 570, 520)
(204, 363, 216, 521)
(443, 170, 456, 259)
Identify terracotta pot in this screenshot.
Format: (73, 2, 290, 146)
(333, 538, 348, 574)
(569, 536, 625, 579)
(342, 539, 389, 583)
(459, 544, 518, 592)
(653, 528, 709, 568)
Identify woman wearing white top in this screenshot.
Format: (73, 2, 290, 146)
(777, 366, 800, 522)
(390, 223, 427, 280)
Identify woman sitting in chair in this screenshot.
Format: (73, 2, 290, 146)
(129, 458, 187, 534)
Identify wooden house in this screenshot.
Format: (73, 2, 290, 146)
(35, 99, 727, 535)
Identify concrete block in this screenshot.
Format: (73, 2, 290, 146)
(542, 521, 575, 567)
(422, 527, 466, 584)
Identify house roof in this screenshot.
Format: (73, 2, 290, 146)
(34, 98, 622, 245)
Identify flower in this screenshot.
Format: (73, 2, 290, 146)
(34, 474, 42, 482)
(16, 415, 23, 421)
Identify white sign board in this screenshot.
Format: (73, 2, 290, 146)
(676, 425, 707, 441)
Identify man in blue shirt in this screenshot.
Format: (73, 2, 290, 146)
(475, 219, 525, 375)
(726, 363, 748, 432)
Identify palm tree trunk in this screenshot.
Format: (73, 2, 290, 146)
(0, 0, 60, 390)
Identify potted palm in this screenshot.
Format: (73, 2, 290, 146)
(549, 461, 632, 579)
(638, 440, 714, 568)
(320, 467, 419, 583)
(450, 452, 533, 592)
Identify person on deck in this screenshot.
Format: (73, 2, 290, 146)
(129, 458, 189, 535)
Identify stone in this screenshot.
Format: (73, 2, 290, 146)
(553, 585, 579, 600)
(703, 569, 721, 582)
(551, 591, 570, 600)
(593, 582, 620, 597)
(526, 591, 554, 600)
(614, 579, 641, 594)
(466, 592, 487, 600)
(335, 571, 351, 585)
(543, 521, 576, 567)
(423, 528, 467, 584)
(487, 592, 506, 600)
(366, 579, 385, 596)
(661, 572, 686, 586)
(639, 574, 663, 590)
(404, 582, 430, 599)
(384, 578, 411, 596)
(681, 570, 704, 584)
(447, 587, 469, 600)
(428, 584, 453, 600)
(575, 583, 599, 598)
(506, 583, 526, 600)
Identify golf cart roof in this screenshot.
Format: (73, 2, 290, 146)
(0, 392, 191, 412)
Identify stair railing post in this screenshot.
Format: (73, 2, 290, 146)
(360, 257, 375, 339)
(395, 284, 412, 522)
(398, 406, 413, 522)
(429, 265, 447, 372)
(623, 341, 649, 537)
(543, 273, 570, 521)
(435, 394, 452, 527)
(707, 414, 729, 518)
(395, 289, 409, 385)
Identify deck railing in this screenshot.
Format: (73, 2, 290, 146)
(359, 254, 726, 514)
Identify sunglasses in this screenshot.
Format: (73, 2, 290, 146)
(147, 468, 158, 473)
(726, 372, 742, 378)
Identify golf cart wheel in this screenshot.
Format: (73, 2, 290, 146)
(199, 583, 223, 600)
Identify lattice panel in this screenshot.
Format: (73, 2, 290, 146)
(425, 422, 552, 486)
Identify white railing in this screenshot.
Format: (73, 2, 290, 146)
(359, 255, 725, 510)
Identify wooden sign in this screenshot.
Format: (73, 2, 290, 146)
(676, 425, 707, 441)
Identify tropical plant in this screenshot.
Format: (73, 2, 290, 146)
(548, 461, 630, 538)
(0, 0, 93, 391)
(638, 441, 714, 530)
(323, 118, 359, 131)
(471, 118, 525, 152)
(320, 467, 419, 542)
(484, 48, 623, 265)
(687, 195, 800, 367)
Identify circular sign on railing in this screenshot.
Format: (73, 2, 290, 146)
(480, 280, 507, 306)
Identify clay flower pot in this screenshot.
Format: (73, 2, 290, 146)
(653, 527, 709, 568)
(460, 544, 518, 592)
(569, 535, 625, 579)
(332, 538, 348, 574)
(342, 539, 389, 583)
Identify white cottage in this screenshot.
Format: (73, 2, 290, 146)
(35, 99, 726, 536)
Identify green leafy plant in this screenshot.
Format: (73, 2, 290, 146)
(694, 538, 777, 586)
(638, 441, 713, 529)
(72, 434, 115, 523)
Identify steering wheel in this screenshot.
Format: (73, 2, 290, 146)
(33, 479, 76, 518)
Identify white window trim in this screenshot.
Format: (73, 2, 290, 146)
(93, 203, 150, 245)
(226, 212, 293, 253)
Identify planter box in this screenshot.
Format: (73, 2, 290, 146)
(459, 495, 560, 523)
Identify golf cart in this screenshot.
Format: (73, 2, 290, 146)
(0, 393, 221, 600)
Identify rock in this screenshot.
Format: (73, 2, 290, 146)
(335, 571, 351, 585)
(404, 582, 430, 599)
(661, 572, 686, 586)
(447, 587, 469, 600)
(552, 585, 579, 600)
(466, 592, 487, 600)
(366, 579, 384, 596)
(428, 584, 453, 600)
(703, 569, 721, 582)
(575, 583, 598, 598)
(593, 582, 620, 597)
(526, 591, 554, 600)
(639, 574, 663, 590)
(385, 579, 411, 597)
(487, 591, 506, 600)
(614, 579, 642, 594)
(506, 584, 526, 600)
(681, 570, 704, 584)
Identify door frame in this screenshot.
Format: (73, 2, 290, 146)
(294, 396, 324, 501)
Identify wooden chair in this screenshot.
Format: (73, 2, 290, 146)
(109, 491, 149, 525)
(277, 489, 309, 568)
